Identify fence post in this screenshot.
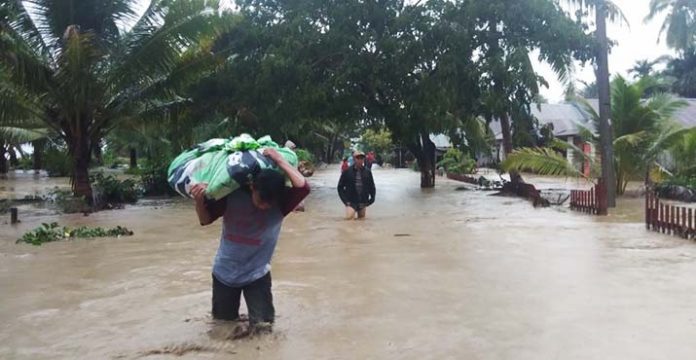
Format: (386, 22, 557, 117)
(670, 206, 675, 235)
(10, 207, 18, 225)
(660, 203, 665, 233)
(645, 191, 650, 229)
(689, 208, 694, 239)
(597, 179, 608, 216)
(651, 194, 658, 231)
(589, 187, 594, 214)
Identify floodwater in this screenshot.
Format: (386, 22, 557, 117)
(2, 169, 696, 359)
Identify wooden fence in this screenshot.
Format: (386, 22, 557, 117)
(645, 191, 695, 239)
(570, 180, 608, 215)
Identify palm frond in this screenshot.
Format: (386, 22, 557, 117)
(563, 0, 630, 26)
(613, 131, 647, 149)
(550, 138, 596, 165)
(108, 0, 228, 93)
(0, 126, 47, 144)
(645, 93, 688, 120)
(501, 147, 585, 178)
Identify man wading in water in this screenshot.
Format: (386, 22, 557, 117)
(337, 150, 376, 220)
(191, 148, 309, 334)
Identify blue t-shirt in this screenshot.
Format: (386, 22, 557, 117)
(208, 183, 309, 287)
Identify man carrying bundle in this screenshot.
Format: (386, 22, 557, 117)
(190, 148, 309, 334)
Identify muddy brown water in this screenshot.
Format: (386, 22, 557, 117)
(2, 169, 696, 359)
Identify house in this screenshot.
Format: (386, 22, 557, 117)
(487, 98, 696, 172)
(488, 103, 597, 175)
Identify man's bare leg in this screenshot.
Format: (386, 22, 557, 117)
(357, 208, 367, 219)
(345, 206, 356, 220)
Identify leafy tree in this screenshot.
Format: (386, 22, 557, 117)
(503, 76, 689, 195)
(437, 148, 476, 175)
(629, 59, 660, 78)
(669, 129, 696, 180)
(360, 128, 393, 163)
(562, 0, 629, 207)
(662, 51, 696, 97)
(0, 0, 231, 199)
(646, 0, 696, 53)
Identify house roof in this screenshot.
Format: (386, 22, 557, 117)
(429, 133, 452, 150)
(489, 103, 594, 141)
(488, 97, 696, 141)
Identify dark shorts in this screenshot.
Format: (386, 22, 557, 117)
(349, 203, 368, 211)
(212, 272, 275, 324)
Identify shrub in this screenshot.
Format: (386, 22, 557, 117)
(17, 222, 134, 246)
(140, 162, 176, 196)
(437, 148, 476, 175)
(47, 188, 90, 213)
(44, 147, 72, 177)
(91, 173, 140, 206)
(295, 148, 315, 163)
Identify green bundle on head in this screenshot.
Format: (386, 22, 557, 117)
(167, 134, 298, 200)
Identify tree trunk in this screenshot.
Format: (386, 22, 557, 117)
(0, 145, 7, 176)
(9, 149, 18, 167)
(596, 3, 617, 207)
(500, 112, 514, 157)
(325, 135, 336, 164)
(409, 132, 436, 188)
(69, 134, 93, 202)
(500, 112, 525, 184)
(93, 141, 103, 166)
(32, 139, 45, 174)
(129, 147, 137, 169)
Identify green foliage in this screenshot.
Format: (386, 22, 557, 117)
(360, 129, 393, 164)
(17, 222, 133, 246)
(669, 129, 696, 178)
(44, 146, 72, 177)
(577, 76, 688, 194)
(139, 161, 176, 197)
(102, 148, 125, 169)
(90, 173, 139, 205)
(437, 148, 476, 175)
(124, 167, 142, 175)
(646, 0, 696, 52)
(16, 156, 32, 170)
(662, 51, 696, 97)
(662, 176, 696, 189)
(501, 147, 585, 178)
(294, 149, 315, 163)
(1, 0, 234, 198)
(47, 188, 89, 213)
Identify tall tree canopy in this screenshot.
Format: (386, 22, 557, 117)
(0, 0, 232, 198)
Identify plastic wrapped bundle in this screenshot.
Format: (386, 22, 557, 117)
(167, 134, 298, 200)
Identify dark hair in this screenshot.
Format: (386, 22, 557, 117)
(252, 169, 286, 204)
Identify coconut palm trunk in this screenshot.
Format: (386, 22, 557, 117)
(596, 1, 617, 207)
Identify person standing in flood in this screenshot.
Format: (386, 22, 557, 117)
(337, 150, 376, 220)
(190, 148, 309, 334)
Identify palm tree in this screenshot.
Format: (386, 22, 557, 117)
(503, 76, 688, 195)
(646, 0, 696, 52)
(0, 0, 230, 200)
(562, 0, 628, 207)
(629, 59, 659, 78)
(669, 128, 696, 179)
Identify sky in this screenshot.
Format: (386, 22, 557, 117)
(534, 0, 675, 103)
